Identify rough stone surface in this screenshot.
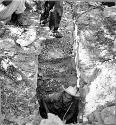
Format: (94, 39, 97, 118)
(75, 3, 116, 125)
(0, 2, 116, 125)
(101, 106, 115, 121)
(37, 38, 77, 98)
(40, 113, 64, 125)
(104, 116, 116, 125)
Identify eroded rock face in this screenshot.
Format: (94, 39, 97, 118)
(75, 2, 116, 124)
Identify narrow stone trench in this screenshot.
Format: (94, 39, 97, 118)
(0, 2, 116, 125)
(0, 3, 78, 124)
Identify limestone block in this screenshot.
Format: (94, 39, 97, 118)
(101, 106, 115, 121)
(40, 113, 64, 125)
(104, 116, 116, 125)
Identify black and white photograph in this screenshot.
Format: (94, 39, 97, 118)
(0, 0, 116, 125)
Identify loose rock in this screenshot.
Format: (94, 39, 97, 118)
(40, 113, 64, 125)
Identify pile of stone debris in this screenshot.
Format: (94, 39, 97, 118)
(86, 101, 116, 125)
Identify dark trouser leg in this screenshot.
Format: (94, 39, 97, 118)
(49, 1, 63, 38)
(49, 11, 55, 31)
(38, 99, 48, 119)
(40, 1, 55, 25)
(49, 1, 63, 32)
(54, 12, 62, 32)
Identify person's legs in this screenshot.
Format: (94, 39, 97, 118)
(49, 10, 62, 32)
(49, 1, 63, 38)
(40, 1, 55, 26)
(53, 1, 63, 32)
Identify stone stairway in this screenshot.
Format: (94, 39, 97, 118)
(37, 37, 77, 98)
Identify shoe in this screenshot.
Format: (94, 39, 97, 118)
(40, 19, 48, 26)
(40, 12, 49, 26)
(49, 30, 63, 38)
